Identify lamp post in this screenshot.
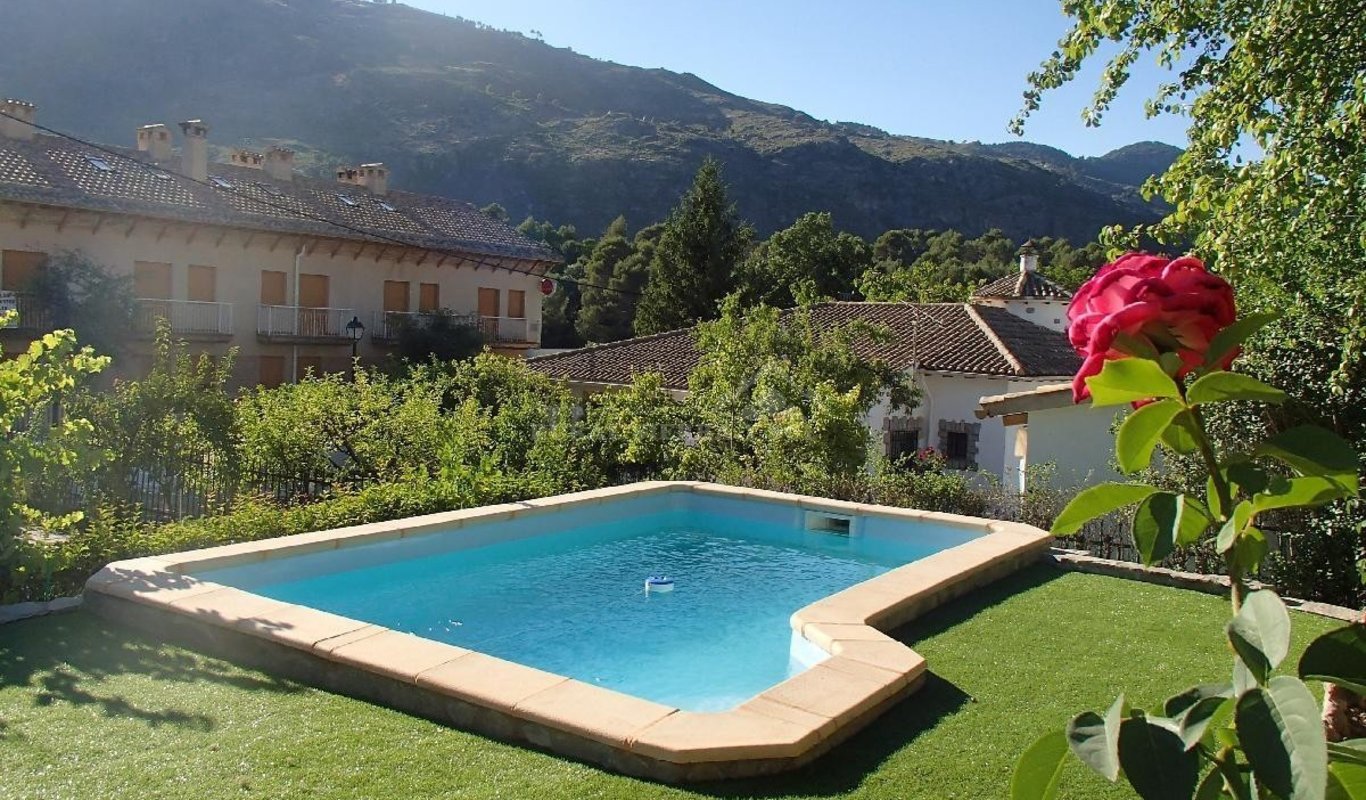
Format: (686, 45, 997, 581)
(345, 315, 365, 375)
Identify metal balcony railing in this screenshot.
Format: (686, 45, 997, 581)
(257, 305, 358, 340)
(0, 292, 53, 331)
(480, 316, 537, 344)
(136, 299, 233, 337)
(371, 310, 480, 341)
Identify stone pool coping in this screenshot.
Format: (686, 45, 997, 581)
(84, 481, 1051, 782)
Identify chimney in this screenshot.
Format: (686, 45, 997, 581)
(1018, 240, 1039, 274)
(0, 99, 37, 142)
(178, 119, 210, 181)
(263, 146, 294, 181)
(136, 123, 174, 161)
(359, 163, 388, 196)
(336, 162, 389, 196)
(229, 148, 264, 169)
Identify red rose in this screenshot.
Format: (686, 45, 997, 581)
(1067, 253, 1236, 403)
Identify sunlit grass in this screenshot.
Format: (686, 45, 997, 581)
(0, 566, 1339, 799)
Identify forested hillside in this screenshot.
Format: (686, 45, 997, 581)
(0, 0, 1178, 241)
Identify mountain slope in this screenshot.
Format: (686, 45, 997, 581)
(0, 0, 1179, 241)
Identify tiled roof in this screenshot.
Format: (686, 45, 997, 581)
(0, 133, 560, 266)
(528, 302, 1081, 390)
(973, 270, 1073, 300)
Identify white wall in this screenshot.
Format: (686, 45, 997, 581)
(865, 370, 1060, 478)
(1019, 403, 1124, 488)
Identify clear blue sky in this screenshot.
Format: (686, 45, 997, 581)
(404, 0, 1189, 158)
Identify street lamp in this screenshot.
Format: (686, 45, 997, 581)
(345, 315, 365, 369)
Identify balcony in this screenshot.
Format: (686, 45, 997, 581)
(256, 305, 360, 344)
(480, 316, 539, 345)
(136, 299, 233, 340)
(371, 310, 480, 342)
(0, 292, 53, 333)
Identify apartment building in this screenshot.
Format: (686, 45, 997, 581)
(0, 99, 561, 386)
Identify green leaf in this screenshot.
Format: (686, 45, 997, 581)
(1229, 526, 1270, 574)
(1207, 475, 1225, 520)
(1132, 493, 1183, 565)
(1132, 493, 1210, 565)
(1256, 426, 1360, 489)
(1011, 730, 1068, 800)
(1164, 684, 1234, 751)
(1236, 676, 1329, 800)
(1068, 695, 1127, 782)
(1227, 461, 1271, 496)
(1052, 483, 1160, 535)
(1300, 626, 1366, 695)
(1086, 358, 1182, 408)
(1118, 400, 1185, 473)
(1118, 715, 1200, 800)
(1205, 313, 1278, 368)
(1253, 476, 1355, 513)
(1328, 762, 1366, 800)
(1193, 767, 1237, 800)
(1329, 741, 1366, 768)
(1187, 371, 1287, 405)
(1217, 501, 1253, 553)
(1227, 590, 1292, 685)
(1161, 410, 1201, 456)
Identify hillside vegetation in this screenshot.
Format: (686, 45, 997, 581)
(0, 0, 1178, 241)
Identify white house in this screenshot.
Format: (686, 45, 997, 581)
(975, 382, 1124, 492)
(529, 246, 1095, 481)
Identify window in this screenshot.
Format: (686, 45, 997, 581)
(258, 355, 285, 388)
(85, 155, 114, 172)
(2, 250, 47, 290)
(375, 199, 397, 212)
(209, 176, 233, 189)
(152, 171, 174, 182)
(188, 265, 216, 302)
(336, 194, 358, 207)
(418, 283, 440, 312)
(477, 287, 500, 318)
(133, 261, 172, 300)
(507, 289, 526, 319)
(298, 274, 329, 307)
(297, 355, 324, 378)
(383, 280, 410, 313)
(260, 270, 288, 305)
(888, 429, 920, 462)
(946, 431, 969, 461)
(938, 420, 981, 471)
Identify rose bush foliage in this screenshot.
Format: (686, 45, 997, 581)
(1013, 255, 1366, 800)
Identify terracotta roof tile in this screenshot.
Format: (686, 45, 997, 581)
(0, 133, 560, 266)
(973, 271, 1073, 300)
(528, 302, 1081, 390)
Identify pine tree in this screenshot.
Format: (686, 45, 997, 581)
(575, 216, 634, 343)
(633, 159, 751, 335)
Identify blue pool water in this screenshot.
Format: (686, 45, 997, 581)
(198, 493, 979, 710)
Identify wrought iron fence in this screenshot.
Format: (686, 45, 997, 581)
(50, 454, 369, 523)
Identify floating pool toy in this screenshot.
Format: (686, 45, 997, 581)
(644, 575, 675, 593)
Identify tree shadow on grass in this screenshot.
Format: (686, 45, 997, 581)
(686, 564, 1065, 798)
(0, 610, 302, 734)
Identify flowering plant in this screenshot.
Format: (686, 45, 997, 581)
(1012, 254, 1366, 799)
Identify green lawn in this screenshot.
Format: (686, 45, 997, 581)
(0, 566, 1341, 800)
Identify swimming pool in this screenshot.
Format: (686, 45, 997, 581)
(195, 492, 979, 711)
(85, 482, 1051, 781)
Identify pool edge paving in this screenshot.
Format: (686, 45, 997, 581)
(83, 481, 1051, 782)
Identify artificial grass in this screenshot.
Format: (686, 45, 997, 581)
(0, 566, 1342, 800)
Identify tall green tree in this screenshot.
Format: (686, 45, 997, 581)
(633, 159, 752, 335)
(575, 216, 635, 343)
(1017, 0, 1366, 600)
(735, 212, 872, 307)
